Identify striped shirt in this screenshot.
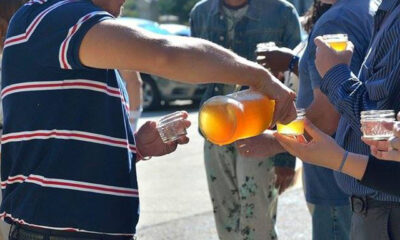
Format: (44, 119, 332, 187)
(321, 0, 400, 201)
(1, 0, 139, 235)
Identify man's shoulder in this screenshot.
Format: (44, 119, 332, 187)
(190, 0, 215, 17)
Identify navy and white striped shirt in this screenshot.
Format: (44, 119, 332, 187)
(321, 0, 400, 201)
(1, 0, 139, 235)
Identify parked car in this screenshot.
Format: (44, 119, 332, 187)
(117, 17, 206, 110)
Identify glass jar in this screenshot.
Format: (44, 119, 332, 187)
(199, 90, 275, 146)
(276, 108, 306, 136)
(361, 110, 395, 140)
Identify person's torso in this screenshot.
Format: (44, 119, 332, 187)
(333, 0, 400, 201)
(297, 0, 379, 204)
(192, 0, 298, 60)
(0, 0, 139, 235)
(192, 0, 301, 106)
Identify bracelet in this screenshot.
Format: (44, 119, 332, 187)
(338, 151, 349, 172)
(136, 148, 152, 161)
(288, 55, 299, 73)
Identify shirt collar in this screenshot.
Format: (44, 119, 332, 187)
(211, 0, 260, 21)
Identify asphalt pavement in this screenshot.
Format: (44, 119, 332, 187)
(135, 103, 311, 240)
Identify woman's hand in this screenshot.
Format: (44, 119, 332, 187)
(274, 119, 345, 170)
(362, 113, 400, 162)
(135, 112, 191, 160)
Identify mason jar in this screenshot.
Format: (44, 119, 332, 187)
(361, 110, 395, 140)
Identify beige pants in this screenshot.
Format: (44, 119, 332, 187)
(204, 141, 278, 240)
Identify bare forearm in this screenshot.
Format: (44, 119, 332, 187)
(80, 20, 270, 89)
(341, 153, 368, 180)
(305, 90, 340, 139)
(306, 106, 339, 136)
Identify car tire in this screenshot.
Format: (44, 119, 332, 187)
(141, 74, 161, 110)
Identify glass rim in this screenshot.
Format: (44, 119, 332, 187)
(361, 110, 394, 114)
(256, 42, 277, 52)
(361, 110, 395, 119)
(296, 108, 306, 117)
(322, 33, 348, 41)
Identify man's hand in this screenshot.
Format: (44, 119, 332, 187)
(314, 36, 354, 78)
(252, 73, 297, 125)
(275, 167, 295, 195)
(257, 47, 295, 75)
(236, 131, 285, 158)
(135, 113, 191, 159)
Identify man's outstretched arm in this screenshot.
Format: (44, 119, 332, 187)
(79, 19, 297, 124)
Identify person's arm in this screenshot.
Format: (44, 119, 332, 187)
(315, 36, 400, 135)
(305, 19, 370, 137)
(305, 90, 340, 137)
(274, 119, 369, 180)
(276, 124, 400, 197)
(360, 155, 400, 197)
(79, 20, 297, 124)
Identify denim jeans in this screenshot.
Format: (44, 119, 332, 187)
(308, 203, 352, 240)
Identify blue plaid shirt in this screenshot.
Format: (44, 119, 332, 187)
(321, 0, 400, 201)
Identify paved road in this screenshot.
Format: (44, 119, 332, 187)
(135, 103, 311, 240)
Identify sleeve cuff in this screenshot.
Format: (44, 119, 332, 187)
(320, 64, 352, 96)
(360, 155, 379, 185)
(273, 152, 296, 169)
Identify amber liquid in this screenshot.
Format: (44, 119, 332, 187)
(277, 119, 305, 136)
(328, 41, 347, 52)
(199, 90, 275, 146)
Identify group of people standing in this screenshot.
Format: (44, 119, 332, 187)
(0, 0, 400, 240)
(192, 0, 400, 239)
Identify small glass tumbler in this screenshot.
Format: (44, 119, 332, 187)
(361, 110, 395, 140)
(277, 108, 306, 136)
(322, 34, 348, 52)
(157, 112, 187, 143)
(256, 42, 277, 53)
(256, 42, 277, 62)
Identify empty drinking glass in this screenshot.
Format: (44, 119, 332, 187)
(157, 111, 188, 143)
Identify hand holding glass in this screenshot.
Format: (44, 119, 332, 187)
(157, 111, 189, 143)
(322, 34, 348, 52)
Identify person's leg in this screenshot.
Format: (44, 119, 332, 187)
(350, 207, 390, 240)
(236, 152, 277, 240)
(312, 204, 351, 240)
(388, 207, 400, 239)
(204, 141, 240, 240)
